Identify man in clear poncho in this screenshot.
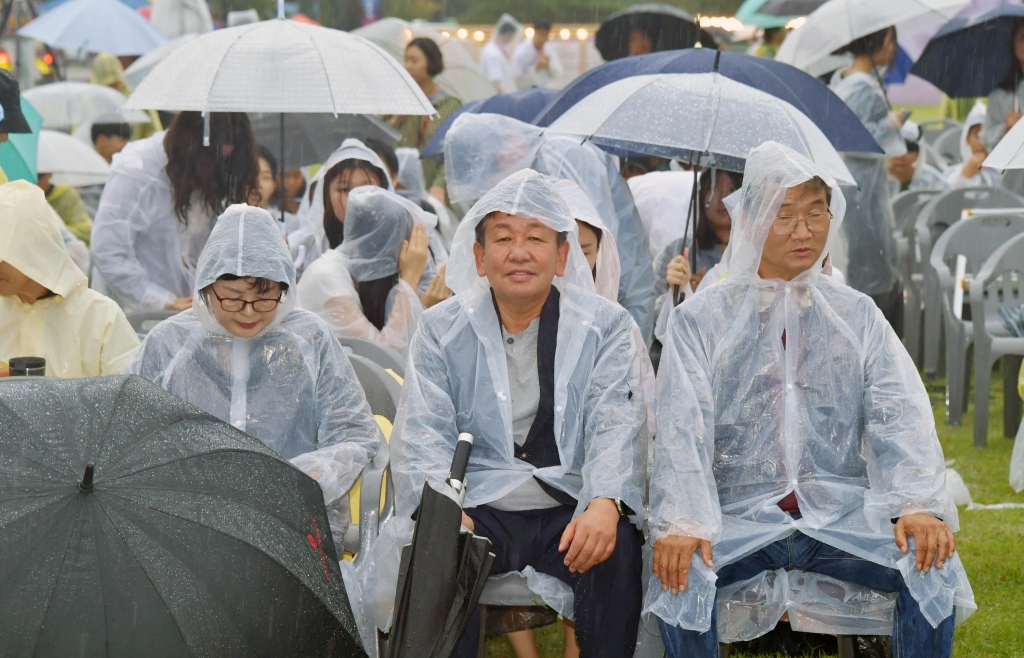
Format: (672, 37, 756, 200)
(296, 186, 446, 355)
(380, 170, 647, 656)
(126, 204, 383, 548)
(648, 142, 974, 658)
(444, 112, 657, 344)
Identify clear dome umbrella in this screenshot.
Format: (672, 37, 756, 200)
(22, 82, 150, 132)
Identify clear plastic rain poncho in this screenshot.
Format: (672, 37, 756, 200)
(445, 113, 657, 341)
(828, 71, 902, 296)
(981, 79, 1024, 150)
(92, 132, 217, 312)
(373, 169, 646, 629)
(290, 139, 393, 273)
(126, 204, 383, 545)
(646, 142, 975, 638)
(295, 187, 438, 355)
(0, 181, 138, 377)
(479, 14, 522, 94)
(945, 101, 1001, 189)
(394, 146, 426, 203)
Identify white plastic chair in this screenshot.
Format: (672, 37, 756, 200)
(969, 231, 1024, 446)
(892, 189, 944, 366)
(916, 187, 1024, 379)
(339, 335, 407, 378)
(125, 310, 179, 340)
(919, 118, 963, 146)
(932, 128, 962, 167)
(930, 213, 1024, 427)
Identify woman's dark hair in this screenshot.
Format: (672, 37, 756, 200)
(322, 159, 387, 249)
(364, 138, 399, 180)
(164, 111, 259, 224)
(407, 37, 444, 77)
(836, 26, 894, 57)
(695, 169, 743, 251)
(91, 122, 131, 143)
(258, 146, 280, 207)
(356, 274, 400, 331)
(997, 20, 1024, 92)
(198, 274, 289, 306)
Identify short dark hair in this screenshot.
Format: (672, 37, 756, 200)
(198, 274, 289, 306)
(998, 20, 1024, 92)
(364, 138, 399, 180)
(534, 21, 552, 32)
(407, 37, 444, 77)
(696, 169, 743, 250)
(91, 122, 131, 144)
(475, 212, 568, 247)
(837, 26, 895, 57)
(799, 176, 832, 205)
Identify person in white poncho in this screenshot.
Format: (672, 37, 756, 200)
(648, 142, 974, 658)
(127, 204, 383, 549)
(379, 169, 647, 657)
(296, 187, 450, 355)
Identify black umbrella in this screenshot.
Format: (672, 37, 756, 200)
(595, 4, 717, 62)
(758, 0, 827, 18)
(0, 375, 365, 657)
(249, 112, 401, 170)
(386, 433, 495, 658)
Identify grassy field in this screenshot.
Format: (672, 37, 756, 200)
(486, 366, 1024, 657)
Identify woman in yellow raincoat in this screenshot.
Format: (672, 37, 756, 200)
(0, 181, 139, 377)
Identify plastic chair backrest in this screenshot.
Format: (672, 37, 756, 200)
(917, 187, 1024, 251)
(892, 189, 942, 236)
(125, 310, 179, 336)
(919, 119, 962, 145)
(932, 214, 1024, 295)
(339, 336, 406, 378)
(971, 231, 1024, 316)
(920, 140, 948, 170)
(932, 128, 962, 166)
(347, 353, 402, 423)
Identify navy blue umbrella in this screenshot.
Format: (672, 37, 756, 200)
(534, 48, 883, 154)
(421, 87, 560, 159)
(910, 4, 1024, 98)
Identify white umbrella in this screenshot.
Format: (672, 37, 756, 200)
(37, 129, 111, 187)
(123, 16, 434, 115)
(123, 33, 199, 88)
(17, 0, 169, 57)
(547, 72, 855, 185)
(775, 0, 969, 72)
(23, 82, 151, 131)
(983, 120, 1024, 170)
(352, 17, 496, 103)
(149, 0, 213, 39)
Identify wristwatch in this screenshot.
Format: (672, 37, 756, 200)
(613, 498, 630, 517)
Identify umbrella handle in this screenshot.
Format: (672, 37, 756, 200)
(447, 433, 474, 497)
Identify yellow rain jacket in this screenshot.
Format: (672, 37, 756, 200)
(46, 182, 93, 245)
(0, 181, 139, 377)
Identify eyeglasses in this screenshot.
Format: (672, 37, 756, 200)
(770, 210, 833, 236)
(209, 287, 283, 312)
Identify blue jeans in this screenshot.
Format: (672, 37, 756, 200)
(657, 531, 954, 658)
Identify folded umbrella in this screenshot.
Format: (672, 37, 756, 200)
(37, 129, 110, 186)
(533, 48, 883, 155)
(23, 82, 150, 131)
(775, 0, 969, 73)
(910, 4, 1024, 98)
(0, 97, 42, 183)
(422, 87, 561, 159)
(595, 4, 715, 61)
(0, 375, 365, 657)
(387, 434, 495, 658)
(17, 0, 169, 56)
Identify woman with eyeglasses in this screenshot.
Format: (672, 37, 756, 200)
(127, 204, 383, 550)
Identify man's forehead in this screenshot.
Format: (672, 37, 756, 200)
(780, 185, 828, 206)
(487, 212, 553, 231)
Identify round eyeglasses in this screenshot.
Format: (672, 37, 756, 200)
(209, 287, 283, 313)
(770, 210, 833, 236)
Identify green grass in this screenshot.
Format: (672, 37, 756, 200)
(485, 365, 1024, 657)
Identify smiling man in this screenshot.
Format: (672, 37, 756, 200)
(648, 143, 974, 658)
(386, 170, 647, 657)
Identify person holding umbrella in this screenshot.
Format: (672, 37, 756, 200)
(384, 169, 647, 657)
(981, 21, 1024, 150)
(296, 186, 449, 355)
(0, 180, 138, 378)
(91, 111, 259, 313)
(649, 141, 973, 658)
(126, 204, 383, 550)
(829, 26, 906, 330)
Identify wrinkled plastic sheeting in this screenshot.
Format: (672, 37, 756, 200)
(642, 555, 718, 632)
(716, 569, 896, 644)
(479, 566, 574, 620)
(945, 468, 973, 507)
(896, 538, 977, 628)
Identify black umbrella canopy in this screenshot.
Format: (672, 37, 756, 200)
(758, 0, 827, 18)
(0, 375, 365, 657)
(595, 4, 716, 61)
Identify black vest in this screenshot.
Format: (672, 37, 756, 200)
(492, 287, 576, 506)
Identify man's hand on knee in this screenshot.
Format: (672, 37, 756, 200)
(894, 513, 956, 573)
(652, 535, 713, 595)
(558, 498, 620, 574)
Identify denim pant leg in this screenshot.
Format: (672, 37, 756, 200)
(792, 533, 954, 658)
(657, 541, 790, 658)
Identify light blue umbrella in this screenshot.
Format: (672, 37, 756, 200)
(0, 98, 43, 184)
(18, 0, 168, 57)
(735, 0, 795, 29)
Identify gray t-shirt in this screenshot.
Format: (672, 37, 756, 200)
(488, 317, 561, 512)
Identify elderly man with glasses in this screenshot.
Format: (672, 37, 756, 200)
(647, 142, 974, 658)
